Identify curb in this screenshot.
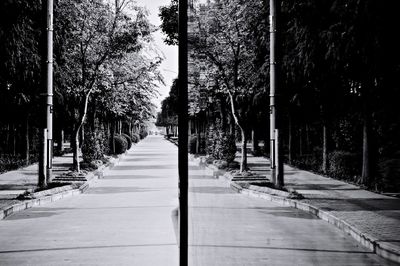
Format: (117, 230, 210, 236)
(194, 158, 400, 264)
(0, 150, 129, 221)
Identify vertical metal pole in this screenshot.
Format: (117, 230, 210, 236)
(178, 0, 188, 265)
(275, 129, 284, 188)
(39, 129, 48, 188)
(269, 0, 277, 185)
(46, 0, 53, 183)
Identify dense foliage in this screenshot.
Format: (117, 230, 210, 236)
(0, 0, 161, 175)
(159, 0, 400, 192)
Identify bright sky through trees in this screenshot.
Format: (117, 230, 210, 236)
(135, 0, 178, 111)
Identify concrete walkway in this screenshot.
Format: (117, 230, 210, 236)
(0, 154, 74, 209)
(0, 136, 179, 265)
(247, 153, 400, 263)
(0, 136, 397, 265)
(189, 160, 395, 265)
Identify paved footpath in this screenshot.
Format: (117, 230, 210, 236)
(0, 136, 179, 265)
(0, 154, 74, 209)
(246, 154, 400, 262)
(189, 161, 396, 265)
(0, 136, 397, 265)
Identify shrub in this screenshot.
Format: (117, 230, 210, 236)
(0, 155, 28, 174)
(291, 153, 322, 173)
(131, 133, 140, 143)
(112, 135, 128, 154)
(121, 133, 132, 150)
(82, 131, 106, 163)
(198, 133, 206, 154)
(139, 130, 148, 139)
(377, 157, 400, 192)
(189, 133, 206, 155)
(217, 133, 237, 163)
(206, 124, 236, 163)
(189, 135, 197, 154)
(328, 151, 361, 180)
(82, 130, 109, 162)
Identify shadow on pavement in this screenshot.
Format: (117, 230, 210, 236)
(5, 207, 74, 220)
(189, 244, 374, 254)
(189, 186, 235, 194)
(104, 175, 168, 179)
(260, 210, 319, 220)
(0, 243, 177, 254)
(0, 184, 37, 190)
(112, 165, 177, 170)
(86, 187, 158, 194)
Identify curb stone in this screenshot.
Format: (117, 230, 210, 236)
(0, 150, 130, 221)
(193, 157, 400, 264)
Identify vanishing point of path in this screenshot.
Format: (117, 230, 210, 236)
(0, 135, 396, 265)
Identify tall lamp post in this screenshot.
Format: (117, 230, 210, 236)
(46, 0, 54, 183)
(269, 0, 284, 188)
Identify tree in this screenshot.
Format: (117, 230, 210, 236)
(156, 79, 179, 136)
(159, 0, 178, 45)
(189, 0, 265, 172)
(0, 0, 44, 163)
(55, 0, 155, 171)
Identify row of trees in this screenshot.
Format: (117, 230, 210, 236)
(0, 0, 162, 174)
(159, 0, 400, 192)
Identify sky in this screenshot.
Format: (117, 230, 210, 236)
(134, 0, 178, 111)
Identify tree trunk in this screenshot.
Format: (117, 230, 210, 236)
(220, 99, 227, 131)
(322, 124, 328, 173)
(240, 127, 248, 172)
(25, 117, 30, 164)
(57, 129, 64, 154)
(111, 120, 116, 154)
(79, 124, 84, 149)
(72, 90, 93, 171)
(12, 124, 16, 156)
(299, 127, 303, 157)
(288, 115, 293, 165)
(6, 124, 10, 153)
(361, 108, 371, 185)
(72, 126, 80, 172)
(195, 120, 200, 154)
(251, 128, 259, 155)
(229, 113, 236, 136)
(305, 124, 311, 154)
(90, 108, 96, 132)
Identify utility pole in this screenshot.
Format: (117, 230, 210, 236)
(269, 0, 284, 188)
(46, 0, 54, 183)
(178, 0, 188, 265)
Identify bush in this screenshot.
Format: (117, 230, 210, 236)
(215, 133, 236, 163)
(0, 155, 28, 174)
(82, 130, 109, 163)
(189, 135, 197, 154)
(131, 133, 140, 143)
(82, 131, 106, 163)
(377, 157, 400, 192)
(121, 133, 132, 150)
(139, 130, 148, 139)
(198, 133, 206, 154)
(112, 135, 128, 154)
(328, 151, 361, 180)
(291, 153, 322, 173)
(206, 124, 237, 163)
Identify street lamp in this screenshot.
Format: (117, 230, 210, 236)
(47, 0, 54, 182)
(269, 0, 284, 188)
